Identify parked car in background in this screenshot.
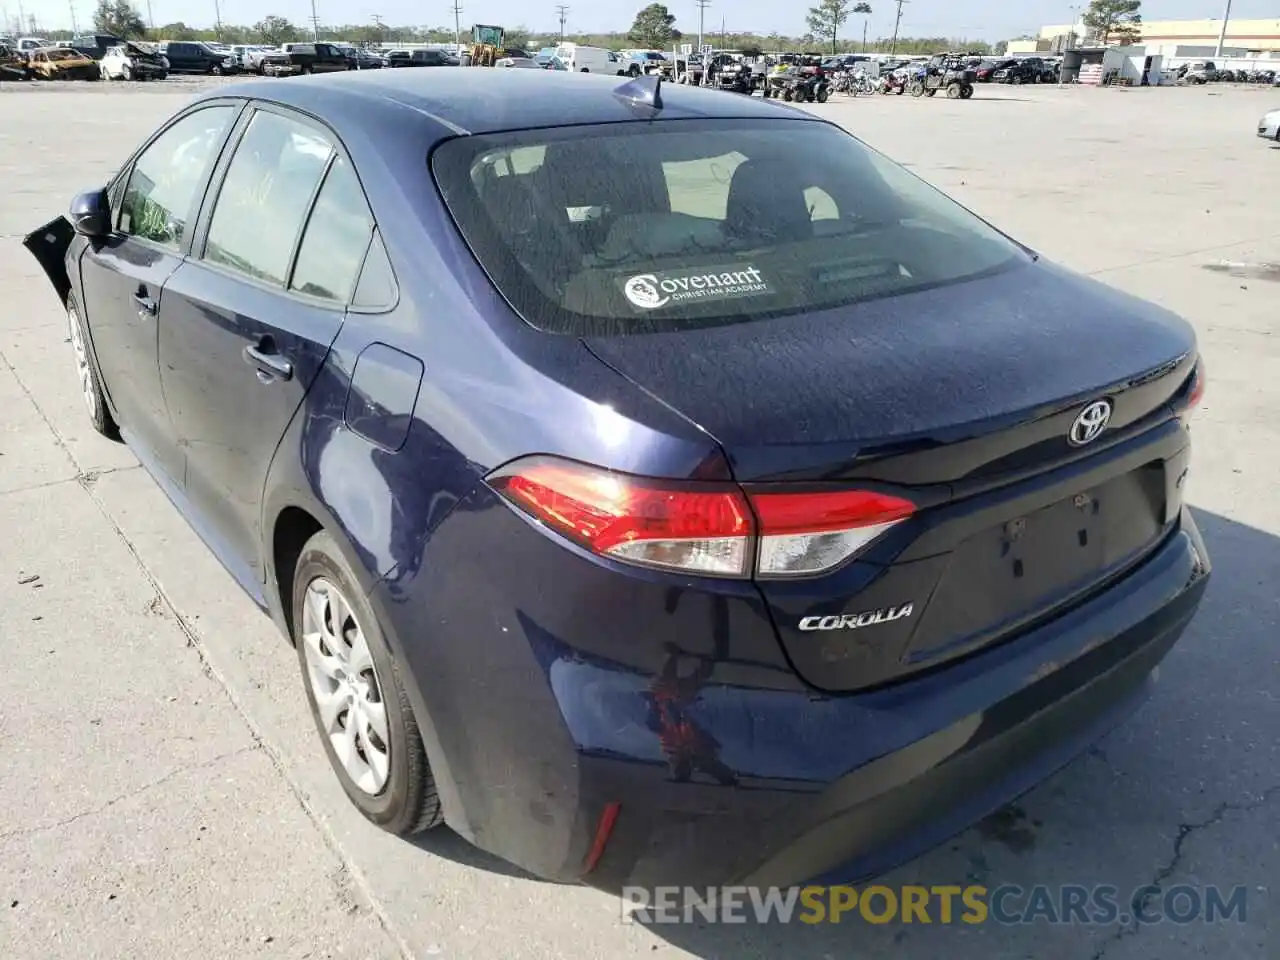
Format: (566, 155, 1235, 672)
(229, 44, 275, 72)
(159, 40, 237, 75)
(555, 42, 624, 74)
(15, 37, 50, 54)
(260, 42, 353, 76)
(0, 41, 29, 79)
(26, 68, 1209, 895)
(625, 50, 668, 76)
(384, 48, 457, 67)
(1178, 61, 1218, 84)
(1259, 107, 1280, 141)
(68, 33, 127, 60)
(496, 56, 541, 69)
(27, 47, 100, 79)
(100, 43, 169, 80)
(992, 56, 1045, 84)
(333, 44, 384, 69)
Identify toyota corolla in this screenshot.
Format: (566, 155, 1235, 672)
(25, 70, 1209, 891)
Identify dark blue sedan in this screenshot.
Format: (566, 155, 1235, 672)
(26, 69, 1210, 892)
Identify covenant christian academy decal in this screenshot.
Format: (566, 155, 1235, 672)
(622, 266, 772, 310)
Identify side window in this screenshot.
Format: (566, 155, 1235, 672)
(118, 106, 236, 249)
(203, 111, 333, 285)
(352, 232, 396, 309)
(289, 155, 375, 303)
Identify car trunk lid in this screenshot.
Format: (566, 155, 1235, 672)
(585, 260, 1198, 691)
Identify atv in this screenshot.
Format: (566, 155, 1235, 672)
(907, 54, 975, 99)
(762, 57, 830, 103)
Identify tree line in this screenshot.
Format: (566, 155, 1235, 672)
(16, 0, 997, 58)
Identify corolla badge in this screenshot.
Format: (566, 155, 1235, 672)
(1069, 399, 1113, 446)
(799, 603, 914, 632)
(623, 274, 670, 310)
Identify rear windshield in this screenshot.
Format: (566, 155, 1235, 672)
(431, 119, 1026, 336)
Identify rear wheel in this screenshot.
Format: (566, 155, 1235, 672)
(293, 530, 443, 835)
(67, 294, 120, 442)
(816, 86, 829, 103)
(960, 82, 973, 99)
(121, 64, 132, 81)
(782, 87, 793, 101)
(908, 80, 924, 97)
(946, 81, 961, 98)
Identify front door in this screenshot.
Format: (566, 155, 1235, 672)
(159, 106, 376, 579)
(77, 103, 239, 480)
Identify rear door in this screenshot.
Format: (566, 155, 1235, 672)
(157, 104, 377, 580)
(76, 102, 240, 480)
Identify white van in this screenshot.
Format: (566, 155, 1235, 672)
(556, 43, 624, 75)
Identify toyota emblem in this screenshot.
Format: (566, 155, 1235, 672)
(1069, 400, 1113, 446)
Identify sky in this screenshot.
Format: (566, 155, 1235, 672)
(5, 0, 1274, 43)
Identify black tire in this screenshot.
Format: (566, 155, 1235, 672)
(629, 64, 641, 77)
(210, 64, 223, 75)
(946, 81, 961, 98)
(782, 87, 793, 101)
(960, 83, 973, 99)
(66, 294, 121, 442)
(156, 71, 167, 80)
(816, 86, 829, 103)
(121, 64, 132, 81)
(908, 80, 924, 97)
(925, 87, 937, 97)
(293, 530, 443, 836)
(302, 64, 313, 75)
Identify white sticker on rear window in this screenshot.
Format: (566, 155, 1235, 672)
(622, 266, 771, 310)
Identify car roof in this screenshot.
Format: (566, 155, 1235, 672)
(207, 69, 807, 138)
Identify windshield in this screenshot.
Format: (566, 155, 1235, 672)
(432, 120, 1026, 336)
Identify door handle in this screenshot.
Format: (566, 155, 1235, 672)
(133, 291, 157, 317)
(243, 342, 294, 382)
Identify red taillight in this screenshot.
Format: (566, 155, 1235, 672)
(488, 456, 754, 577)
(751, 489, 916, 578)
(488, 456, 915, 579)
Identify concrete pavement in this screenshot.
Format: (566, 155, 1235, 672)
(1, 79, 1277, 958)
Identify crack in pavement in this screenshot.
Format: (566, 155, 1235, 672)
(0, 746, 259, 843)
(1088, 782, 1280, 960)
(0, 464, 141, 499)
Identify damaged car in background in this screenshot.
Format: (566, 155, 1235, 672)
(0, 42, 30, 80)
(28, 47, 100, 80)
(100, 43, 170, 81)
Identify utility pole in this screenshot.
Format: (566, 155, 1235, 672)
(68, 0, 77, 35)
(451, 1, 462, 54)
(1214, 0, 1232, 57)
(146, 0, 154, 30)
(371, 12, 383, 42)
(16, 0, 25, 36)
(555, 4, 568, 43)
(694, 0, 710, 79)
(862, 19, 867, 52)
(212, 0, 222, 39)
(889, 0, 908, 55)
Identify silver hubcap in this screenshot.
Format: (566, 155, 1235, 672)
(68, 306, 98, 421)
(301, 578, 391, 795)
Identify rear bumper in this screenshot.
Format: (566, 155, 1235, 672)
(263, 63, 302, 76)
(379, 504, 1208, 891)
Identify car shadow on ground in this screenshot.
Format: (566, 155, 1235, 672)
(402, 508, 1273, 956)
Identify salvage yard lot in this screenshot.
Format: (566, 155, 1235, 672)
(1, 79, 1277, 959)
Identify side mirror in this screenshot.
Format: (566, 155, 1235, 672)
(69, 189, 110, 238)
